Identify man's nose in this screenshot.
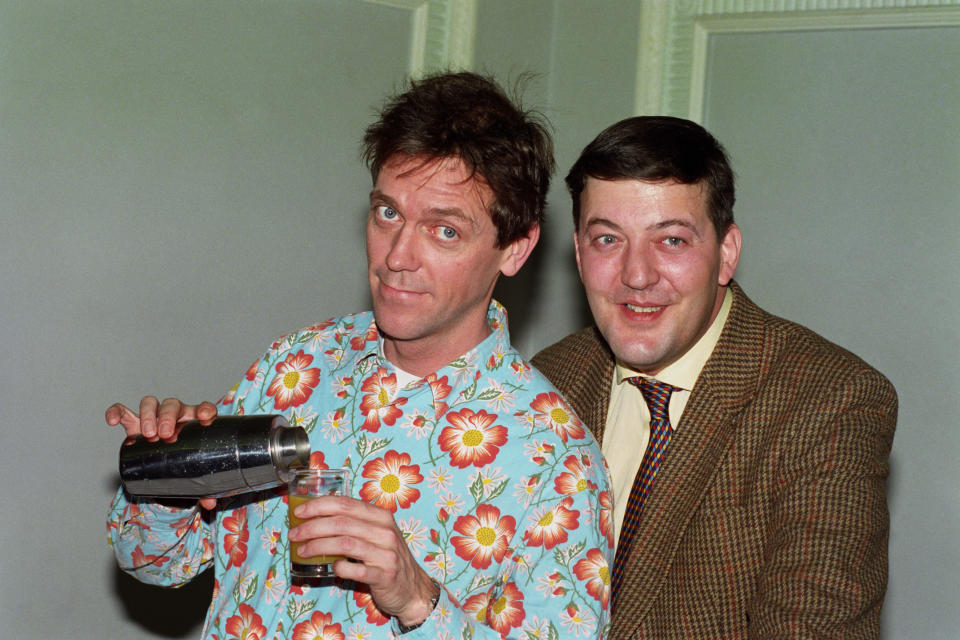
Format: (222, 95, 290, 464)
(621, 244, 658, 289)
(385, 225, 420, 272)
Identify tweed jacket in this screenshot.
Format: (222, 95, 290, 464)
(531, 282, 897, 639)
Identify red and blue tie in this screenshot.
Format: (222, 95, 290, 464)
(612, 377, 679, 604)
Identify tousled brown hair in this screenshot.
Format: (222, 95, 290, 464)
(363, 72, 554, 248)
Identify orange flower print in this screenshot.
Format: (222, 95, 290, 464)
(524, 497, 580, 549)
(462, 582, 526, 635)
(359, 450, 423, 512)
(530, 392, 585, 443)
(201, 537, 215, 563)
(353, 590, 390, 625)
(573, 548, 611, 608)
(553, 454, 598, 496)
(291, 610, 345, 640)
(266, 350, 321, 411)
(224, 603, 267, 640)
(172, 511, 202, 538)
(463, 592, 490, 624)
(304, 319, 335, 333)
(425, 373, 452, 419)
(450, 504, 516, 569)
(349, 325, 378, 351)
(308, 451, 330, 470)
(222, 508, 249, 568)
(219, 383, 237, 407)
(122, 503, 151, 530)
(332, 376, 352, 399)
(358, 368, 408, 432)
(598, 491, 614, 548)
(130, 545, 170, 568)
(244, 359, 260, 381)
(438, 408, 508, 469)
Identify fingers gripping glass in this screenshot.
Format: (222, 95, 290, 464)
(288, 468, 350, 578)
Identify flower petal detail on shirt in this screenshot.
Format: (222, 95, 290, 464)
(225, 603, 268, 640)
(438, 408, 507, 468)
(530, 392, 585, 443)
(266, 350, 321, 411)
(523, 496, 580, 549)
(450, 503, 516, 569)
(573, 548, 611, 608)
(291, 610, 345, 640)
(359, 450, 423, 513)
(222, 509, 249, 568)
(358, 368, 408, 432)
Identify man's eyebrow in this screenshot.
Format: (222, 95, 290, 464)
(369, 189, 397, 208)
(583, 217, 622, 232)
(650, 218, 704, 238)
(428, 206, 473, 222)
(368, 192, 480, 229)
(583, 216, 703, 238)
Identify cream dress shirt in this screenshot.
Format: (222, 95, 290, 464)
(603, 288, 733, 544)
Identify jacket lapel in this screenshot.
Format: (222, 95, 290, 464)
(563, 327, 616, 448)
(612, 283, 767, 637)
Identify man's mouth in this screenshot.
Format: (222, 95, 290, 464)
(625, 303, 664, 313)
(380, 279, 424, 297)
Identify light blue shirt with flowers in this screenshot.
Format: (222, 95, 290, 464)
(108, 301, 613, 640)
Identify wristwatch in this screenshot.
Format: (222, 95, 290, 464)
(396, 581, 442, 634)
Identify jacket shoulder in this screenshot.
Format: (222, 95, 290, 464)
(724, 288, 898, 416)
(532, 328, 609, 383)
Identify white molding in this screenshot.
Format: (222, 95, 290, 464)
(360, 0, 477, 76)
(688, 7, 960, 121)
(645, 0, 960, 120)
(446, 0, 478, 71)
(635, 1, 670, 115)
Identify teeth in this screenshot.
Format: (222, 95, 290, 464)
(626, 304, 661, 313)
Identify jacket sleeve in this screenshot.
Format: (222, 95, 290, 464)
(749, 368, 897, 639)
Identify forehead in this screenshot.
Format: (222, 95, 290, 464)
(580, 177, 710, 227)
(375, 155, 494, 218)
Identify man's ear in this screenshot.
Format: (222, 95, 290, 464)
(718, 223, 741, 285)
(499, 224, 540, 277)
(573, 230, 583, 281)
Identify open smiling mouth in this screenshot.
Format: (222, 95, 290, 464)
(625, 303, 664, 313)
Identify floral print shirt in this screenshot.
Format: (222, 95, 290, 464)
(108, 301, 613, 640)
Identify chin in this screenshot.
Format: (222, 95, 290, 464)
(606, 335, 664, 371)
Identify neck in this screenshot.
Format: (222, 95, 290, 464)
(382, 324, 492, 378)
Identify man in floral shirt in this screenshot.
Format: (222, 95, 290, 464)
(106, 72, 612, 640)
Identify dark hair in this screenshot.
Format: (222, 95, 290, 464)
(566, 116, 735, 238)
(362, 71, 554, 248)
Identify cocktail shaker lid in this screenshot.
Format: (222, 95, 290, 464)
(271, 417, 311, 474)
(236, 415, 311, 489)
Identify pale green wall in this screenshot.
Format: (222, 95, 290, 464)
(1, 1, 407, 637)
(703, 26, 960, 637)
(2, 1, 957, 637)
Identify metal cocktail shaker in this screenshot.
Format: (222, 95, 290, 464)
(119, 414, 310, 498)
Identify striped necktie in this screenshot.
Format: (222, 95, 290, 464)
(612, 377, 679, 604)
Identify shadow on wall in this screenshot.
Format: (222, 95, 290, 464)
(113, 567, 212, 637)
(494, 227, 593, 350)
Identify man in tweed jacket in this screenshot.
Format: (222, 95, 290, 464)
(531, 116, 896, 639)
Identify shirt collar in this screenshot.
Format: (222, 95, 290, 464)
(615, 287, 733, 392)
(371, 299, 511, 386)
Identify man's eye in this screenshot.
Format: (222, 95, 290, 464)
(376, 205, 398, 220)
(439, 226, 458, 240)
(595, 234, 616, 245)
(664, 236, 685, 247)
